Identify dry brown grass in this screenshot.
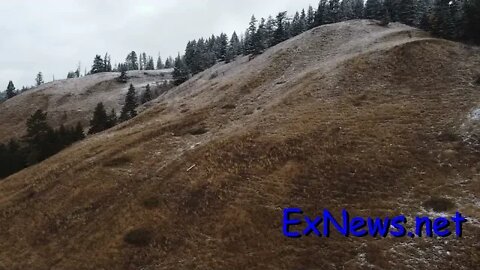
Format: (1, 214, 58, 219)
(0, 21, 479, 269)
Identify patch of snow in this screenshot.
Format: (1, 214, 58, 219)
(469, 108, 480, 121)
(357, 253, 368, 266)
(190, 142, 201, 149)
(459, 106, 480, 150)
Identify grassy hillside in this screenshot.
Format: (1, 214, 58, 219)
(0, 20, 479, 269)
(0, 70, 172, 143)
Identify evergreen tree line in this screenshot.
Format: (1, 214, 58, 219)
(0, 110, 85, 179)
(1, 80, 40, 102)
(90, 53, 113, 74)
(88, 83, 163, 135)
(66, 62, 83, 79)
(123, 51, 174, 71)
(172, 0, 479, 85)
(87, 51, 175, 75)
(0, 81, 167, 178)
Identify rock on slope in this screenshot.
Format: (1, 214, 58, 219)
(0, 20, 479, 269)
(0, 69, 172, 143)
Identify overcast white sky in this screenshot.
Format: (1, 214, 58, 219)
(0, 0, 316, 89)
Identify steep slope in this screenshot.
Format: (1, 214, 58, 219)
(0, 69, 172, 143)
(0, 20, 479, 269)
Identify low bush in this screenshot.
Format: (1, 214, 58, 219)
(142, 196, 161, 209)
(423, 197, 455, 212)
(221, 104, 236, 110)
(124, 228, 153, 247)
(188, 127, 209, 135)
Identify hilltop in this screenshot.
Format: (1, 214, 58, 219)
(0, 20, 479, 269)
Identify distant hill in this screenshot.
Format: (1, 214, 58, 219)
(0, 69, 172, 143)
(0, 20, 479, 269)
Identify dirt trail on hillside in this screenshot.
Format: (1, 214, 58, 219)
(0, 20, 479, 269)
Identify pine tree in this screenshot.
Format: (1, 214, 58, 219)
(103, 53, 112, 72)
(0, 138, 27, 178)
(314, 0, 328, 27)
(379, 6, 392, 26)
(117, 64, 128, 83)
(231, 32, 241, 56)
(205, 37, 216, 66)
(340, 0, 356, 20)
(292, 11, 301, 36)
(419, 12, 431, 30)
(107, 109, 117, 128)
(140, 52, 147, 70)
(245, 15, 258, 55)
(265, 16, 276, 47)
(5, 139, 24, 175)
(107, 55, 112, 72)
(35, 72, 44, 86)
(300, 9, 307, 31)
(26, 111, 49, 139)
(365, 0, 384, 20)
(172, 54, 189, 86)
(431, 0, 455, 38)
(449, 0, 465, 40)
(292, 12, 305, 36)
(217, 33, 228, 61)
(156, 55, 164, 69)
(253, 18, 267, 55)
(138, 52, 145, 70)
(25, 109, 52, 163)
(353, 0, 365, 19)
(284, 20, 293, 40)
(141, 84, 153, 104)
(88, 102, 109, 134)
(120, 84, 138, 121)
(73, 122, 85, 140)
(67, 71, 77, 79)
(239, 35, 246, 55)
(383, 0, 400, 22)
(186, 38, 209, 74)
(464, 0, 480, 43)
(146, 57, 155, 70)
(184, 40, 197, 73)
(398, 0, 417, 26)
(202, 38, 214, 70)
(57, 124, 68, 148)
(225, 31, 241, 63)
(91, 55, 105, 74)
(164, 56, 174, 68)
(225, 47, 234, 63)
(307, 5, 316, 28)
(273, 12, 288, 46)
(205, 36, 216, 67)
(0, 143, 8, 178)
(325, 0, 342, 23)
(75, 63, 81, 78)
(126, 51, 139, 70)
(6, 81, 16, 99)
